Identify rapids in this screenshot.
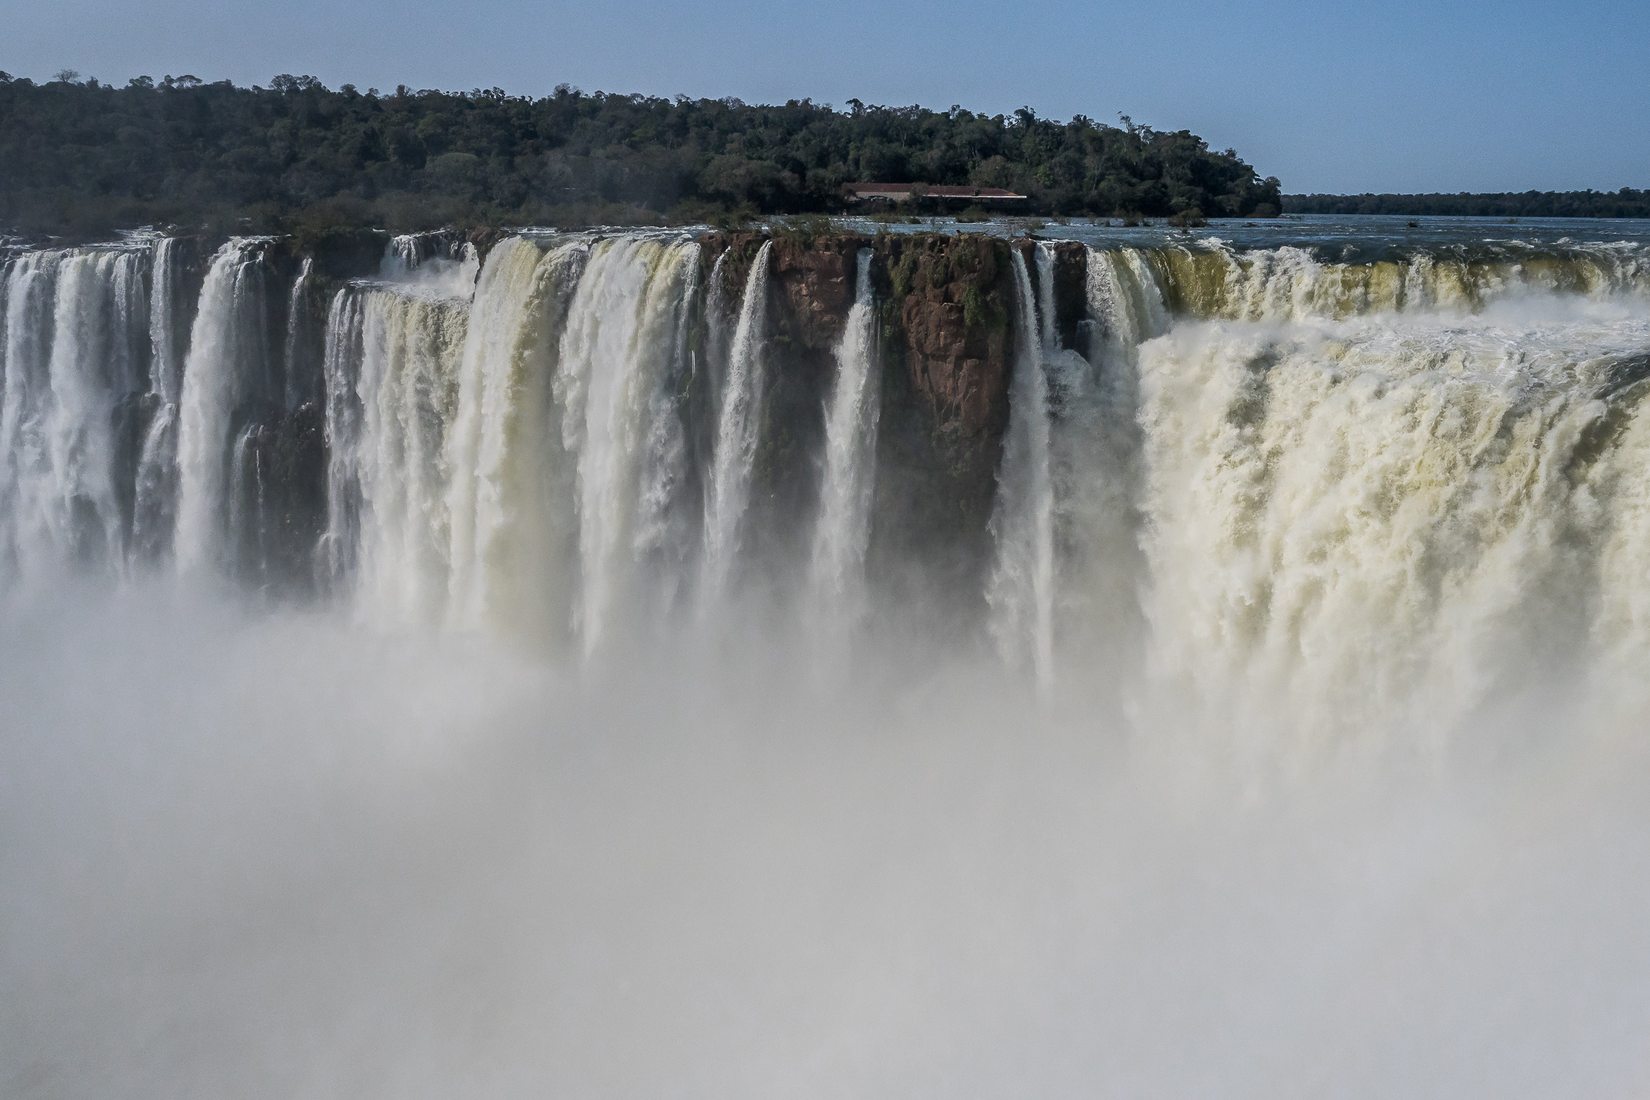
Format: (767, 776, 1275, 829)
(4, 217, 1650, 1097)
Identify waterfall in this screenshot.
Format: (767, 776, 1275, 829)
(147, 236, 182, 405)
(1048, 247, 1163, 662)
(384, 233, 483, 297)
(175, 238, 269, 575)
(130, 403, 179, 563)
(1144, 239, 1650, 321)
(444, 236, 584, 640)
(1086, 247, 1170, 348)
(5, 225, 1650, 711)
(807, 248, 880, 630)
(131, 237, 182, 560)
(702, 248, 732, 413)
(226, 422, 270, 586)
(318, 288, 367, 589)
(554, 234, 698, 653)
(0, 248, 151, 576)
(0, 252, 64, 578)
(283, 256, 314, 408)
(1134, 298, 1650, 737)
(353, 288, 468, 626)
(700, 240, 772, 609)
(384, 234, 424, 276)
(632, 248, 702, 616)
(986, 250, 1057, 690)
(44, 250, 141, 566)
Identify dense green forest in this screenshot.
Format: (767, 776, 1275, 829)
(0, 71, 1281, 237)
(1286, 190, 1650, 219)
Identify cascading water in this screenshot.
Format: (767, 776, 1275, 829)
(0, 246, 150, 578)
(282, 256, 315, 408)
(1145, 238, 1650, 320)
(2, 224, 1649, 711)
(132, 237, 184, 561)
(1136, 299, 1650, 738)
(554, 234, 698, 652)
(147, 236, 182, 405)
(443, 236, 585, 641)
(352, 287, 469, 625)
(383, 232, 483, 295)
(175, 238, 270, 575)
(44, 249, 144, 566)
(317, 288, 368, 588)
(807, 248, 880, 632)
(12, 221, 1650, 1098)
(0, 251, 65, 579)
(699, 240, 773, 611)
(986, 249, 1058, 689)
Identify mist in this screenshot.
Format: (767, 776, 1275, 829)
(4, 583, 1647, 1098)
(7, 225, 1650, 1096)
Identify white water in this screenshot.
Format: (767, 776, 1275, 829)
(555, 234, 697, 652)
(282, 255, 314, 407)
(807, 248, 880, 632)
(700, 240, 773, 610)
(43, 250, 126, 566)
(175, 239, 268, 574)
(318, 288, 368, 587)
(0, 251, 64, 579)
(1136, 298, 1650, 742)
(987, 249, 1058, 689)
(147, 236, 183, 405)
(353, 289, 469, 624)
(131, 236, 183, 560)
(443, 236, 583, 640)
(0, 248, 148, 578)
(7, 226, 1650, 1098)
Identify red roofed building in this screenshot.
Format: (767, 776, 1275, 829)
(844, 183, 1027, 205)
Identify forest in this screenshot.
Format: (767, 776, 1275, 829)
(0, 71, 1282, 237)
(1286, 190, 1650, 219)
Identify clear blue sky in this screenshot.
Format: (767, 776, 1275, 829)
(4, 0, 1647, 193)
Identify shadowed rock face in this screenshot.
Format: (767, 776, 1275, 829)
(696, 229, 1055, 608)
(884, 233, 1015, 440)
(139, 226, 1088, 606)
(637, 229, 1099, 609)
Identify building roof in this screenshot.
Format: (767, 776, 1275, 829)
(845, 183, 1027, 200)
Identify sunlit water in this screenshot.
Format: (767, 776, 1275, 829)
(4, 218, 1650, 1097)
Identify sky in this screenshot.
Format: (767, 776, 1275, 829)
(3, 0, 1647, 194)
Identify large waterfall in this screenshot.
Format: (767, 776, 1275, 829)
(175, 238, 271, 575)
(987, 248, 1059, 688)
(700, 239, 772, 611)
(4, 226, 1650, 702)
(807, 247, 880, 631)
(8, 221, 1650, 1098)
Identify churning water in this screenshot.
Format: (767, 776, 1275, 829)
(4, 218, 1650, 1097)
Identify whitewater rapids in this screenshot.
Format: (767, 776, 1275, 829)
(4, 222, 1650, 1097)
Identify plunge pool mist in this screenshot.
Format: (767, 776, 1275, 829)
(5, 217, 1650, 1096)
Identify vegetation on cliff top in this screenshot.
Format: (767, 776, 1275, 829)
(0, 70, 1281, 236)
(1285, 190, 1650, 219)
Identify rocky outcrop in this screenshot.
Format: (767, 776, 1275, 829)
(695, 228, 1094, 606)
(156, 224, 1090, 601)
(881, 233, 1014, 436)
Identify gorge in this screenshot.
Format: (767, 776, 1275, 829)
(6, 217, 1650, 1096)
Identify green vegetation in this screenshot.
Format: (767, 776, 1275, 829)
(0, 71, 1281, 237)
(1286, 190, 1650, 219)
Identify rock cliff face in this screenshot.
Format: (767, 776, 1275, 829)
(149, 226, 1093, 600)
(696, 228, 1091, 607)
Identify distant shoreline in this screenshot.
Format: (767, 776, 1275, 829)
(1286, 190, 1650, 219)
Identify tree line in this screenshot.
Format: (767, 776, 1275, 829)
(1285, 190, 1650, 219)
(0, 71, 1282, 237)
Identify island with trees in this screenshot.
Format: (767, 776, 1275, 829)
(0, 71, 1281, 237)
(1286, 190, 1650, 219)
